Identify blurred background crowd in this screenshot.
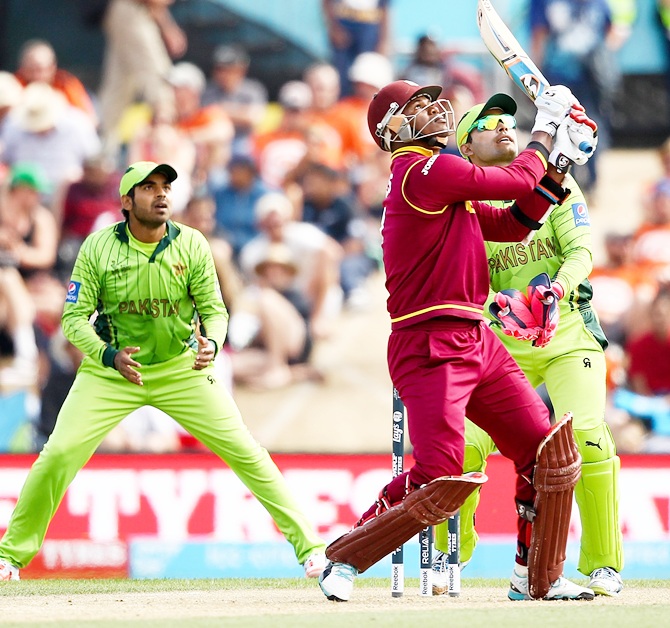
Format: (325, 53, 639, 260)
(1, 0, 670, 456)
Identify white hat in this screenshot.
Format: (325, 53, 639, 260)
(16, 82, 66, 132)
(278, 80, 312, 110)
(348, 52, 394, 90)
(0, 72, 23, 108)
(168, 62, 206, 93)
(254, 192, 294, 222)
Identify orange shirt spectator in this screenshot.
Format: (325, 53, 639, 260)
(15, 39, 97, 125)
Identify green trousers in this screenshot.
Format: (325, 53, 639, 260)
(0, 351, 325, 568)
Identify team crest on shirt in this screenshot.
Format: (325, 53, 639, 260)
(66, 281, 81, 303)
(173, 262, 187, 276)
(571, 202, 590, 227)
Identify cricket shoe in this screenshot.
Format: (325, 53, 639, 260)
(588, 567, 623, 597)
(303, 551, 326, 578)
(508, 564, 594, 601)
(319, 561, 357, 601)
(0, 559, 19, 581)
(431, 551, 470, 595)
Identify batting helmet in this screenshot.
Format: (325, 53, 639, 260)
(367, 80, 446, 151)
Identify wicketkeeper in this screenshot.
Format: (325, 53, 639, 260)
(432, 94, 623, 598)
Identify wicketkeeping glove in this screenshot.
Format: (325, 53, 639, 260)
(489, 289, 542, 341)
(531, 85, 578, 137)
(549, 104, 599, 173)
(526, 273, 564, 348)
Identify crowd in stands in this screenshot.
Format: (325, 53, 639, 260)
(0, 0, 669, 455)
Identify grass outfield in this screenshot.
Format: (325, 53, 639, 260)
(1, 578, 669, 628)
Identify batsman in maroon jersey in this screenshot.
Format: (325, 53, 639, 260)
(319, 80, 598, 602)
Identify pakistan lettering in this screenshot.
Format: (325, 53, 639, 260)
(488, 237, 557, 274)
(118, 299, 180, 317)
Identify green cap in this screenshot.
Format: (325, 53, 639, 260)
(119, 161, 178, 196)
(9, 162, 50, 193)
(455, 93, 517, 156)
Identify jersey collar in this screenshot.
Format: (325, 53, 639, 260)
(114, 220, 181, 262)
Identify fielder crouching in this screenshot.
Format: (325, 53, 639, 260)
(318, 79, 598, 602)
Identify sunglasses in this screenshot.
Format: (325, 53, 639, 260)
(467, 113, 517, 135)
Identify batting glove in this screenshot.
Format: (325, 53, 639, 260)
(549, 105, 599, 172)
(489, 289, 542, 342)
(531, 85, 578, 137)
(526, 273, 564, 348)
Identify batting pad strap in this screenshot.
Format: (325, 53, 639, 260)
(534, 175, 570, 205)
(528, 413, 581, 599)
(510, 203, 544, 231)
(326, 473, 487, 574)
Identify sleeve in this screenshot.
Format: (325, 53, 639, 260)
(550, 179, 594, 293)
(188, 231, 229, 351)
(61, 237, 115, 365)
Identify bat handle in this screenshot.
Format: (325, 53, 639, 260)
(579, 141, 594, 154)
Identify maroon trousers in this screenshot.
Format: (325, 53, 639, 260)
(361, 318, 551, 560)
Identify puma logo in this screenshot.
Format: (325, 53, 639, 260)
(585, 438, 602, 450)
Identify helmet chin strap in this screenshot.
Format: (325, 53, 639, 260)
(426, 135, 448, 150)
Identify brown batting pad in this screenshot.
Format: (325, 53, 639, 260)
(326, 472, 487, 573)
(528, 413, 581, 599)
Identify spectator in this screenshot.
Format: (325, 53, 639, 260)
(0, 82, 101, 207)
(321, 0, 391, 96)
(632, 179, 670, 269)
(202, 44, 269, 156)
(239, 191, 342, 339)
(167, 61, 235, 187)
(180, 194, 243, 314)
(590, 232, 656, 346)
(229, 242, 321, 390)
(0, 163, 58, 278)
(252, 80, 342, 190)
(299, 162, 377, 305)
(14, 39, 97, 125)
(0, 267, 40, 453)
(530, 0, 623, 195)
(55, 154, 121, 279)
(98, 0, 187, 157)
(624, 289, 670, 397)
(401, 33, 444, 87)
(210, 154, 269, 259)
(0, 73, 23, 156)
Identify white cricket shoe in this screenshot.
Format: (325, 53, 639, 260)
(303, 551, 326, 578)
(319, 561, 357, 602)
(431, 551, 471, 595)
(0, 559, 19, 581)
(508, 564, 594, 601)
(589, 567, 623, 597)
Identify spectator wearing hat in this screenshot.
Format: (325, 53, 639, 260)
(0, 163, 58, 278)
(210, 154, 270, 259)
(229, 241, 322, 390)
(0, 82, 100, 208)
(15, 39, 97, 126)
(202, 45, 269, 156)
(239, 191, 343, 339)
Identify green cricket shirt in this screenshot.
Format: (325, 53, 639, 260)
(62, 220, 229, 367)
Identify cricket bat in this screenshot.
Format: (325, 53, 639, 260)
(477, 0, 548, 102)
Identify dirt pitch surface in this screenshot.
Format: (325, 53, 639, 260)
(3, 585, 669, 622)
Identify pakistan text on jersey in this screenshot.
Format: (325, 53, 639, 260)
(118, 299, 180, 317)
(488, 237, 557, 275)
